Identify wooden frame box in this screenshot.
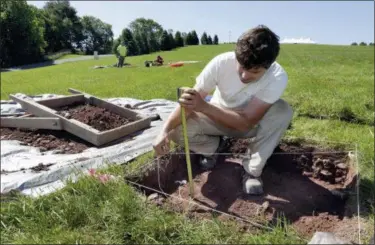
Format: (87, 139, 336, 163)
(4, 88, 152, 146)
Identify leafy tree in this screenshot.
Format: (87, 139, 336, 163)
(120, 28, 139, 55)
(0, 0, 46, 67)
(351, 42, 358, 46)
(112, 38, 121, 56)
(369, 42, 374, 46)
(160, 30, 171, 51)
(168, 33, 176, 49)
(127, 39, 139, 55)
(129, 17, 163, 51)
(42, 0, 83, 53)
(213, 35, 219, 45)
(200, 32, 208, 45)
(141, 32, 150, 54)
(121, 28, 133, 43)
(174, 31, 184, 47)
(133, 32, 149, 54)
(80, 15, 113, 54)
(359, 42, 367, 46)
(148, 31, 159, 53)
(207, 35, 213, 45)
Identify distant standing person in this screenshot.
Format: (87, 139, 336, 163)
(117, 43, 127, 68)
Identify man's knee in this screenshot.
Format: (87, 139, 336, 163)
(267, 99, 293, 123)
(280, 99, 293, 121)
(169, 117, 201, 144)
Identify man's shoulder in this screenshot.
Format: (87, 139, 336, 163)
(267, 61, 288, 81)
(213, 51, 236, 62)
(208, 51, 236, 72)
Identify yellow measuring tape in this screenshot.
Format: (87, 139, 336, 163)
(177, 87, 194, 198)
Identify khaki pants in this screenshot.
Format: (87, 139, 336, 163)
(170, 99, 293, 177)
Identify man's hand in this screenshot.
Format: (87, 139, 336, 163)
(152, 131, 170, 156)
(178, 88, 208, 112)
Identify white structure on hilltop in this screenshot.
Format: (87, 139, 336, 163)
(280, 37, 317, 44)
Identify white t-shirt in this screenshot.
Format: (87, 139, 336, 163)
(194, 51, 288, 109)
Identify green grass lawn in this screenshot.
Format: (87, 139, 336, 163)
(1, 44, 374, 244)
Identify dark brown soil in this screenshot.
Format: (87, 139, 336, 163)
(55, 102, 134, 131)
(30, 163, 54, 172)
(127, 139, 358, 240)
(224, 138, 251, 157)
(0, 127, 92, 154)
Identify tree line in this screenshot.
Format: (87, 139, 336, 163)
(112, 19, 202, 57)
(112, 19, 220, 57)
(1, 0, 113, 68)
(351, 42, 374, 46)
(200, 32, 219, 45)
(1, 0, 219, 68)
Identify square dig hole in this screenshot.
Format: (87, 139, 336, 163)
(125, 138, 359, 242)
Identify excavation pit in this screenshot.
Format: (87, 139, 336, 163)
(126, 139, 358, 240)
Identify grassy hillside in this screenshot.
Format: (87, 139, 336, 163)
(1, 43, 374, 244)
(2, 44, 373, 124)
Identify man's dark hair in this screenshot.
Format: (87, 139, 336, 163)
(235, 25, 280, 70)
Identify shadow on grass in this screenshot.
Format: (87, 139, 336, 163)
(15, 60, 56, 70)
(297, 106, 373, 126)
(1, 60, 57, 72)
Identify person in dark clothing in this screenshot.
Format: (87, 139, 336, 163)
(116, 44, 127, 68)
(155, 55, 164, 66)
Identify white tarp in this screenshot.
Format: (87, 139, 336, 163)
(1, 94, 177, 197)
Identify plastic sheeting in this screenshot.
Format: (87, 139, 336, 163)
(1, 94, 177, 197)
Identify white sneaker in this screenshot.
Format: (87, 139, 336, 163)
(242, 171, 264, 195)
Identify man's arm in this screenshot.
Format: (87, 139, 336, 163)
(179, 70, 288, 132)
(153, 54, 220, 156)
(152, 89, 208, 156)
(162, 53, 221, 133)
(162, 90, 209, 134)
(179, 89, 272, 132)
(201, 96, 272, 132)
